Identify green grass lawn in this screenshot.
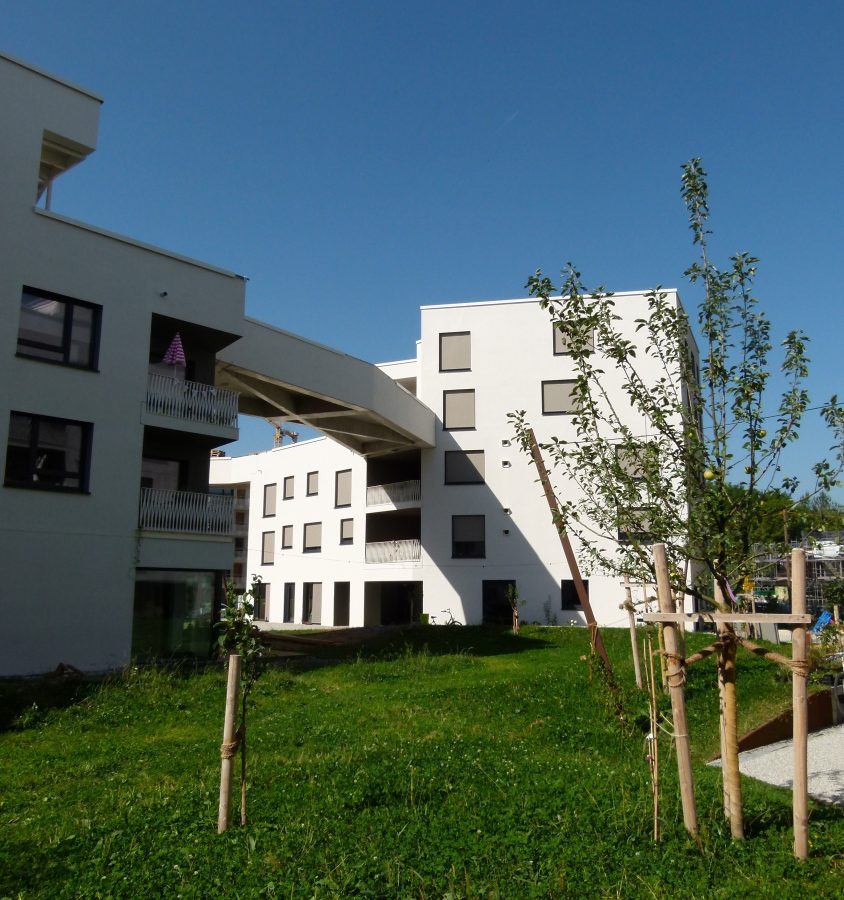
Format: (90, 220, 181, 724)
(1, 626, 842, 897)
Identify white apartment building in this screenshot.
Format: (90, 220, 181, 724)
(0, 54, 432, 675)
(211, 292, 697, 629)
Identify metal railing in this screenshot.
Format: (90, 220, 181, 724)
(139, 487, 234, 536)
(366, 479, 421, 506)
(365, 538, 422, 563)
(146, 372, 239, 429)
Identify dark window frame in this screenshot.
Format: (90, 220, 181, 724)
(253, 582, 270, 621)
(281, 524, 294, 549)
(438, 330, 472, 373)
(283, 582, 295, 623)
(261, 531, 275, 565)
(442, 388, 476, 432)
(262, 482, 277, 517)
(303, 521, 322, 553)
(444, 449, 485, 485)
(334, 468, 352, 508)
(541, 379, 578, 416)
(451, 514, 486, 559)
(339, 517, 354, 545)
(4, 410, 93, 494)
(282, 475, 294, 500)
(561, 578, 587, 610)
(16, 286, 102, 372)
(306, 470, 319, 496)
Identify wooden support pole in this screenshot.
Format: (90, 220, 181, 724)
(720, 626, 744, 839)
(653, 543, 697, 837)
(713, 580, 731, 823)
(834, 603, 840, 625)
(624, 576, 643, 689)
(792, 548, 809, 861)
(217, 653, 241, 834)
(526, 429, 614, 679)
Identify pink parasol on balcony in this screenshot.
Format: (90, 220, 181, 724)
(162, 332, 186, 367)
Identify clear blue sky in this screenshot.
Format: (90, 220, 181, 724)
(4, 1, 842, 496)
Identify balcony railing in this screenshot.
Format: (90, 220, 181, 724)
(366, 479, 421, 506)
(146, 372, 239, 429)
(365, 539, 422, 563)
(139, 487, 234, 536)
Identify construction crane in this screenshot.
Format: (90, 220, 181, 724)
(267, 419, 299, 448)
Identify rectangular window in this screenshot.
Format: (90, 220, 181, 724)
(235, 510, 246, 526)
(561, 579, 586, 610)
(261, 531, 275, 565)
(553, 324, 595, 355)
(303, 582, 322, 624)
(542, 380, 578, 415)
(334, 582, 350, 627)
(340, 518, 354, 545)
(4, 411, 92, 493)
(439, 331, 471, 372)
(452, 514, 485, 559)
(253, 582, 270, 621)
(263, 483, 277, 517)
(303, 521, 322, 553)
(444, 450, 485, 484)
(306, 471, 319, 496)
(17, 286, 101, 370)
(283, 583, 295, 623)
(283, 475, 294, 500)
(281, 524, 293, 549)
(443, 389, 475, 430)
(335, 469, 352, 507)
(234, 536, 245, 553)
(617, 507, 655, 545)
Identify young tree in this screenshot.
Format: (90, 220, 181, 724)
(509, 158, 843, 838)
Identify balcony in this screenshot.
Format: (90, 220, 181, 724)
(139, 487, 233, 536)
(146, 372, 239, 430)
(366, 479, 421, 507)
(365, 539, 422, 564)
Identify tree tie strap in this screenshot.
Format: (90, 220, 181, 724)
(220, 724, 245, 760)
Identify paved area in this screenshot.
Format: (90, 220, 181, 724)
(711, 724, 844, 806)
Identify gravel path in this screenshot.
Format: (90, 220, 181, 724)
(711, 723, 844, 806)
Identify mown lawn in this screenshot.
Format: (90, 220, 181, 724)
(1, 626, 842, 897)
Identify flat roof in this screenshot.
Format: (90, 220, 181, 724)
(421, 289, 679, 311)
(0, 51, 104, 103)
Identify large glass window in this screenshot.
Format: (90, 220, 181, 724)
(444, 450, 485, 484)
(4, 411, 92, 492)
(131, 569, 217, 660)
(283, 583, 295, 623)
(439, 331, 471, 372)
(303, 582, 322, 624)
(335, 469, 352, 507)
(443, 389, 475, 430)
(542, 380, 578, 415)
(17, 287, 101, 370)
(452, 515, 485, 558)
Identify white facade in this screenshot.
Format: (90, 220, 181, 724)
(212, 292, 695, 629)
(0, 54, 431, 675)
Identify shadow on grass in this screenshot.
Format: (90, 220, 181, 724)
(0, 674, 104, 732)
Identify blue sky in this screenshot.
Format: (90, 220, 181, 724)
(4, 1, 842, 496)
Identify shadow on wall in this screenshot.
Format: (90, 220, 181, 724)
(422, 423, 586, 627)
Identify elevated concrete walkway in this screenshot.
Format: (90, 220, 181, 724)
(217, 318, 435, 456)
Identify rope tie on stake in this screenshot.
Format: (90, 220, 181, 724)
(220, 724, 244, 760)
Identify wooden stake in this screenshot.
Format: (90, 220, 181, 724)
(624, 576, 643, 689)
(217, 653, 241, 834)
(791, 548, 809, 861)
(834, 603, 840, 625)
(653, 543, 697, 837)
(645, 631, 660, 842)
(525, 429, 614, 678)
(720, 626, 744, 839)
(713, 581, 730, 822)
